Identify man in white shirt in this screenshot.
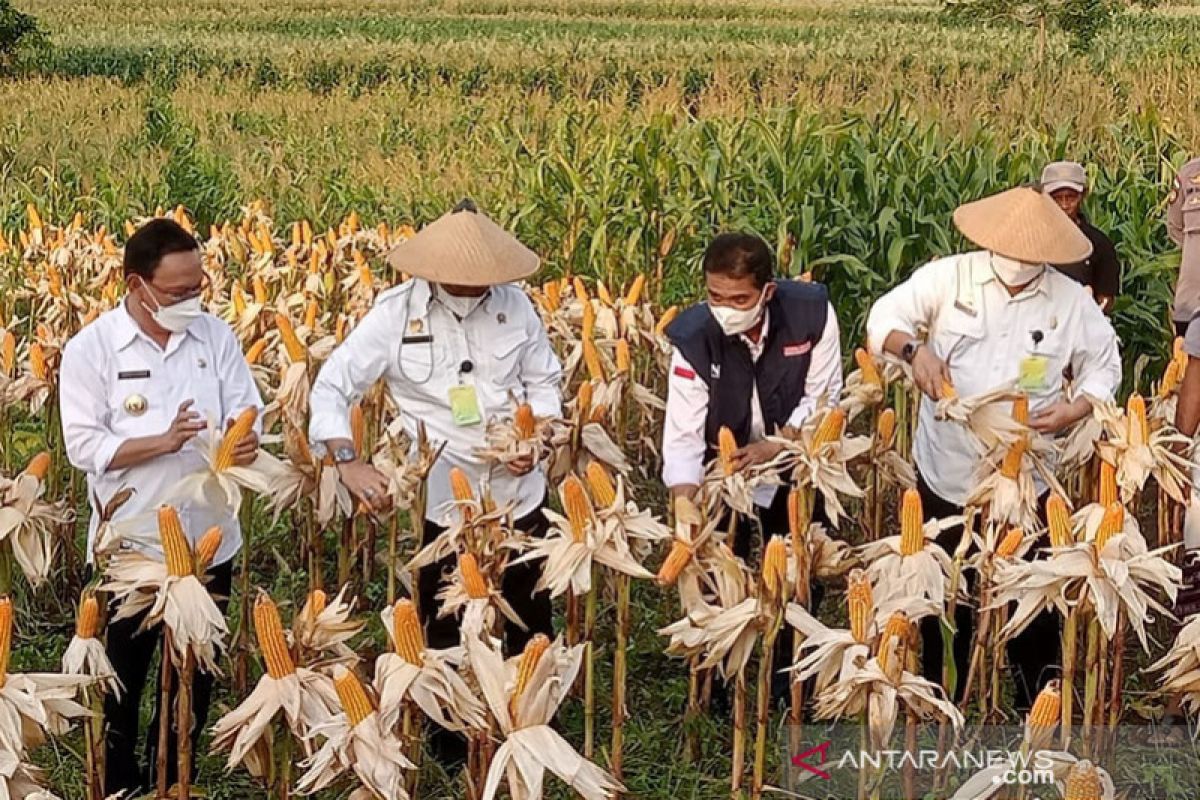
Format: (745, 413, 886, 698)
(309, 201, 561, 664)
(59, 218, 263, 795)
(866, 185, 1122, 709)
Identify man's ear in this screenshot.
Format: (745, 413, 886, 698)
(761, 281, 777, 304)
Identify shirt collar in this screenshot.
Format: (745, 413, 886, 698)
(737, 308, 770, 351)
(416, 279, 495, 317)
(972, 253, 1050, 298)
(114, 298, 207, 351)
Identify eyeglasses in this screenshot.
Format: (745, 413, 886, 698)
(142, 274, 209, 305)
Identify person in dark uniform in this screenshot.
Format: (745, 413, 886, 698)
(1041, 161, 1121, 315)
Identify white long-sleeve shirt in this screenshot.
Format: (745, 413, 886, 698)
(866, 250, 1122, 505)
(662, 303, 843, 507)
(309, 279, 562, 523)
(59, 303, 264, 565)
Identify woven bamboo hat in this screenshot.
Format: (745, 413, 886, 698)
(952, 186, 1092, 265)
(385, 199, 539, 286)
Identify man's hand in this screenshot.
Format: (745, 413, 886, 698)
(161, 400, 205, 454)
(731, 440, 783, 472)
(506, 453, 536, 476)
(1030, 398, 1091, 435)
(336, 460, 393, 513)
(911, 347, 952, 401)
(226, 416, 260, 466)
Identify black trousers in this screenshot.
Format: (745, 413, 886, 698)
(417, 502, 553, 656)
(104, 559, 233, 796)
(916, 474, 1060, 711)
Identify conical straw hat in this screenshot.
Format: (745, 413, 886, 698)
(385, 203, 540, 286)
(952, 186, 1092, 265)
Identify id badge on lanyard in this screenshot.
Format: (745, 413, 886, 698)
(448, 383, 483, 426)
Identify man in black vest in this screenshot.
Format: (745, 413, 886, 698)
(662, 232, 843, 558)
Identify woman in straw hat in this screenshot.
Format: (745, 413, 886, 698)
(865, 185, 1122, 710)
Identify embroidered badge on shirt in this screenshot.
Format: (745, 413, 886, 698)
(783, 342, 812, 357)
(673, 366, 696, 380)
(124, 394, 148, 416)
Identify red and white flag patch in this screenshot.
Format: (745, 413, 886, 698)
(673, 365, 696, 380)
(783, 342, 812, 357)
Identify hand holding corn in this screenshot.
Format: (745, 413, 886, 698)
(224, 414, 260, 466)
(730, 440, 782, 472)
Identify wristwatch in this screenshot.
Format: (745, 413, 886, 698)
(332, 446, 358, 464)
(900, 338, 924, 364)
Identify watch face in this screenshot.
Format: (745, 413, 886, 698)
(335, 447, 357, 463)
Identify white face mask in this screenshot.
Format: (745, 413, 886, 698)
(990, 254, 1045, 287)
(708, 288, 768, 336)
(141, 287, 203, 334)
(436, 286, 486, 319)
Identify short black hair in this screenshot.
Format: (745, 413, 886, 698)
(123, 218, 200, 279)
(702, 233, 774, 288)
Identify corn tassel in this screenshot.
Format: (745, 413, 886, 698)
(392, 600, 424, 665)
(254, 594, 297, 679)
(515, 403, 536, 439)
(1062, 760, 1103, 800)
(76, 595, 100, 640)
(761, 536, 788, 602)
(1047, 494, 1073, 547)
(563, 475, 593, 543)
(656, 540, 691, 586)
(1127, 393, 1149, 448)
(624, 274, 646, 306)
(158, 506, 193, 577)
(334, 667, 375, 727)
(854, 347, 881, 387)
(812, 407, 846, 447)
(995, 527, 1024, 558)
(847, 569, 873, 644)
(1094, 503, 1124, 552)
(460, 553, 489, 599)
(275, 313, 305, 364)
(1099, 460, 1118, 508)
(899, 489, 924, 556)
(0, 597, 11, 688)
(510, 634, 550, 720)
(23, 452, 50, 481)
(718, 426, 738, 477)
(215, 407, 258, 472)
(585, 462, 617, 507)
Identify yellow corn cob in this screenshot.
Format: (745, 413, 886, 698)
(29, 342, 46, 381)
(450, 467, 474, 503)
(854, 348, 881, 387)
(899, 489, 924, 556)
(940, 379, 957, 400)
(761, 535, 788, 600)
(26, 203, 42, 230)
(307, 589, 327, 619)
(215, 407, 258, 472)
(1001, 436, 1027, 479)
(718, 426, 738, 477)
(245, 338, 268, 365)
(585, 462, 617, 507)
(1127, 393, 1149, 448)
(82, 308, 99, 327)
(335, 315, 347, 344)
(572, 276, 589, 304)
(75, 594, 100, 639)
(654, 306, 679, 337)
(254, 594, 296, 679)
(563, 475, 593, 542)
(1, 331, 14, 376)
(1047, 494, 1073, 547)
(231, 283, 248, 317)
(658, 227, 677, 257)
(624, 274, 646, 306)
(1160, 357, 1182, 399)
(304, 298, 318, 330)
(1026, 679, 1061, 731)
(596, 280, 613, 306)
(582, 337, 605, 381)
(515, 403, 536, 439)
(459, 553, 489, 599)
(876, 611, 910, 681)
(544, 280, 561, 312)
(589, 403, 609, 424)
(510, 633, 550, 719)
(876, 408, 897, 446)
(346, 210, 360, 233)
(23, 452, 50, 481)
(1062, 760, 1103, 800)
(350, 403, 365, 456)
(252, 276, 267, 305)
(576, 381, 594, 420)
(46, 264, 62, 298)
(656, 540, 692, 586)
(996, 527, 1024, 558)
(195, 526, 223, 572)
(1094, 502, 1124, 552)
(0, 597, 11, 688)
(812, 407, 846, 447)
(158, 506, 193, 577)
(615, 339, 631, 375)
(35, 323, 51, 344)
(291, 221, 302, 248)
(847, 569, 873, 644)
(1098, 460, 1117, 508)
(1009, 394, 1028, 426)
(788, 488, 809, 541)
(275, 313, 305, 364)
(334, 667, 375, 727)
(391, 599, 424, 665)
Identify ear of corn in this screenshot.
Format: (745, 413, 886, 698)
(788, 488, 812, 543)
(23, 452, 51, 481)
(350, 403, 365, 456)
(656, 540, 692, 586)
(582, 337, 605, 381)
(449, 467, 474, 504)
(1000, 436, 1027, 479)
(996, 527, 1024, 558)
(876, 611, 910, 682)
(1026, 679, 1061, 731)
(854, 348, 881, 387)
(75, 594, 100, 640)
(847, 569, 873, 644)
(624, 274, 646, 306)
(195, 526, 223, 572)
(585, 462, 617, 507)
(215, 407, 258, 472)
(615, 339, 631, 374)
(245, 338, 268, 365)
(1098, 460, 1118, 508)
(812, 407, 846, 447)
(761, 536, 788, 600)
(940, 379, 957, 400)
(596, 280, 613, 306)
(654, 306, 679, 336)
(460, 553, 489, 598)
(1047, 494, 1072, 547)
(29, 342, 46, 380)
(899, 489, 924, 556)
(589, 402, 608, 423)
(158, 505, 193, 577)
(1160, 357, 1182, 398)
(1094, 502, 1124, 552)
(876, 408, 896, 446)
(1062, 760, 1103, 800)
(0, 597, 11, 688)
(576, 381, 594, 420)
(563, 475, 593, 542)
(392, 599, 424, 665)
(252, 276, 267, 305)
(334, 667, 375, 726)
(254, 594, 297, 679)
(275, 313, 305, 364)
(514, 403, 536, 439)
(1127, 393, 1149, 448)
(572, 276, 589, 304)
(718, 426, 738, 477)
(543, 280, 562, 312)
(1012, 394, 1029, 425)
(510, 633, 551, 719)
(1, 330, 14, 376)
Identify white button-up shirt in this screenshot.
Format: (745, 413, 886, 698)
(866, 250, 1122, 505)
(60, 303, 264, 565)
(662, 303, 844, 507)
(309, 279, 562, 524)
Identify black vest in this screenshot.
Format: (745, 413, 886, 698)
(666, 281, 830, 462)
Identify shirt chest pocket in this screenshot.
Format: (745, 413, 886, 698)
(108, 359, 163, 436)
(487, 332, 527, 387)
(930, 306, 985, 366)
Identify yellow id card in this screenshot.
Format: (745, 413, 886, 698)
(448, 384, 483, 426)
(1017, 355, 1049, 392)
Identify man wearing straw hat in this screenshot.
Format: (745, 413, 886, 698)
(308, 202, 561, 715)
(866, 185, 1122, 710)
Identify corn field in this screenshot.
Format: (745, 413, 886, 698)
(2, 1, 1200, 799)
